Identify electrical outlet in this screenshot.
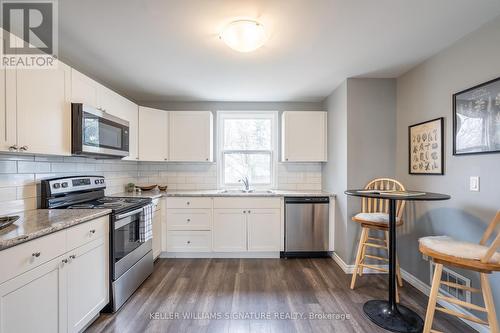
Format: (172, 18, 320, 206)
(469, 176, 480, 192)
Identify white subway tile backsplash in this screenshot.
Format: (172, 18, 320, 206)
(17, 161, 51, 174)
(0, 154, 323, 215)
(0, 161, 18, 173)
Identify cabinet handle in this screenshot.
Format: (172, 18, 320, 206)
(187, 240, 191, 244)
(8, 145, 18, 152)
(69, 254, 76, 259)
(205, 158, 209, 161)
(164, 158, 168, 161)
(248, 210, 251, 214)
(62, 258, 68, 264)
(32, 252, 41, 257)
(186, 218, 191, 222)
(89, 229, 96, 235)
(186, 201, 190, 205)
(19, 145, 28, 152)
(243, 210, 246, 213)
(285, 158, 289, 161)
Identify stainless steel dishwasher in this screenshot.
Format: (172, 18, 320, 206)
(284, 197, 329, 257)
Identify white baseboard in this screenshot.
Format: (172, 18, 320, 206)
(161, 251, 280, 259)
(331, 252, 388, 274)
(331, 252, 488, 333)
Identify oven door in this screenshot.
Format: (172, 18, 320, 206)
(72, 103, 130, 158)
(112, 208, 152, 280)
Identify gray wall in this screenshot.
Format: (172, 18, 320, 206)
(322, 81, 349, 260)
(396, 16, 500, 317)
(323, 78, 397, 264)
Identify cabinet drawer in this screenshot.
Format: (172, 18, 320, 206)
(213, 197, 281, 209)
(0, 230, 66, 284)
(167, 209, 211, 230)
(167, 231, 211, 252)
(167, 197, 212, 209)
(67, 216, 109, 251)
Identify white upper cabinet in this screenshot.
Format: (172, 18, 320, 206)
(138, 106, 168, 161)
(281, 111, 327, 162)
(0, 39, 16, 152)
(16, 63, 72, 155)
(169, 111, 213, 162)
(70, 69, 99, 107)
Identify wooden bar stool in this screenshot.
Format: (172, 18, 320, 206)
(419, 211, 500, 333)
(350, 178, 405, 300)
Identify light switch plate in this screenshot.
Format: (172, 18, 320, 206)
(469, 176, 480, 192)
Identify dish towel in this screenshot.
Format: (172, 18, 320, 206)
(139, 203, 153, 242)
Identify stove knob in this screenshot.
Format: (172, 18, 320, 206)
(53, 183, 60, 189)
(100, 179, 104, 184)
(95, 179, 99, 184)
(61, 182, 68, 188)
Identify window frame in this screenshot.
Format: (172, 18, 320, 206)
(217, 111, 278, 189)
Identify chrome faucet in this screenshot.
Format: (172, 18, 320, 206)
(238, 176, 250, 192)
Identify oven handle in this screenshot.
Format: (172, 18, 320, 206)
(115, 207, 143, 220)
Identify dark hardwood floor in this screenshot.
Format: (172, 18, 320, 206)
(87, 258, 475, 333)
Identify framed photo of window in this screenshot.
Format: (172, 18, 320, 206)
(408, 117, 444, 175)
(453, 77, 500, 155)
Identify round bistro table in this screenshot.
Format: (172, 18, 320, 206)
(344, 189, 450, 333)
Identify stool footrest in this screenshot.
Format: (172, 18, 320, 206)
(359, 264, 388, 273)
(437, 295, 487, 312)
(364, 254, 389, 262)
(439, 281, 481, 293)
(435, 306, 488, 325)
(363, 242, 388, 250)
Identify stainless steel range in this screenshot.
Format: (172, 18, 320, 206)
(41, 175, 153, 312)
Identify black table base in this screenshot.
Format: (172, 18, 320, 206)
(363, 300, 424, 333)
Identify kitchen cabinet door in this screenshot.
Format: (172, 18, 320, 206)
(213, 209, 247, 252)
(282, 111, 327, 162)
(66, 237, 108, 333)
(153, 206, 162, 259)
(247, 209, 281, 252)
(0, 36, 17, 152)
(138, 107, 168, 161)
(16, 62, 71, 155)
(169, 111, 213, 162)
(0, 256, 67, 333)
(70, 68, 99, 107)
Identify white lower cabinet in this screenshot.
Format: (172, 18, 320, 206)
(0, 216, 109, 333)
(152, 199, 162, 259)
(0, 255, 67, 333)
(213, 209, 247, 252)
(247, 209, 281, 252)
(67, 238, 108, 333)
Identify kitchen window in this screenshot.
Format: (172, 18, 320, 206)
(217, 111, 278, 188)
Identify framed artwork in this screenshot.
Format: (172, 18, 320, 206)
(453, 77, 500, 155)
(409, 117, 444, 175)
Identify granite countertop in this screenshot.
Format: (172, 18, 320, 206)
(0, 209, 112, 251)
(114, 190, 335, 198)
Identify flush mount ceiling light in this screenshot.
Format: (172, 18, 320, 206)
(219, 19, 267, 53)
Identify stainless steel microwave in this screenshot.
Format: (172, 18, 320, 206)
(71, 103, 130, 158)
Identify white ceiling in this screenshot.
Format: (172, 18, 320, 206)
(59, 0, 500, 102)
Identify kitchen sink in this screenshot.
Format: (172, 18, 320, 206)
(218, 189, 274, 194)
